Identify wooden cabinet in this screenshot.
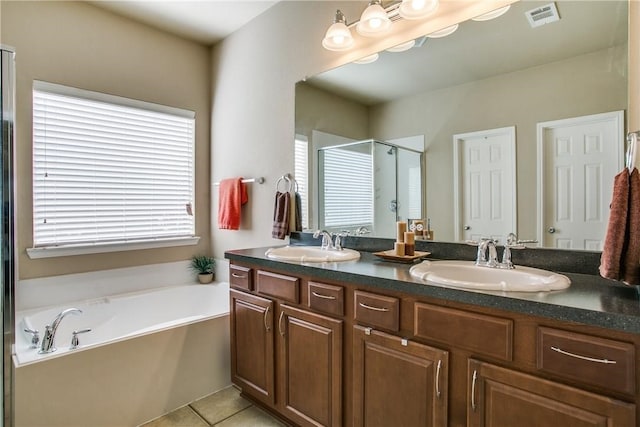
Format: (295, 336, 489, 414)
(229, 268, 343, 427)
(352, 325, 448, 427)
(468, 359, 636, 427)
(228, 262, 639, 427)
(278, 304, 343, 427)
(229, 289, 275, 405)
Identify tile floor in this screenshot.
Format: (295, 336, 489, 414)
(140, 386, 287, 427)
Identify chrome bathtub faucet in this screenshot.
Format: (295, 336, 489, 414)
(39, 308, 83, 354)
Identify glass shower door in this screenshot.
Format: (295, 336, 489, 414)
(1, 46, 16, 427)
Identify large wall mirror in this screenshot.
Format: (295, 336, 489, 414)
(295, 0, 628, 249)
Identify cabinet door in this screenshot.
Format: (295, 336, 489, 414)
(230, 289, 275, 405)
(467, 359, 636, 427)
(278, 304, 343, 427)
(353, 325, 448, 427)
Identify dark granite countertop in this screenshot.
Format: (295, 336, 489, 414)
(225, 246, 640, 335)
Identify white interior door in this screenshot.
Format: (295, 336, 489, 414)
(537, 111, 624, 250)
(453, 127, 516, 243)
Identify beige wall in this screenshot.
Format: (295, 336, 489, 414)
(1, 1, 212, 279)
(370, 46, 627, 241)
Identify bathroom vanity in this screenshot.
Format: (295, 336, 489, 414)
(226, 245, 640, 427)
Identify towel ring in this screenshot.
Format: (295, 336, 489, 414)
(275, 174, 293, 193)
(627, 131, 639, 173)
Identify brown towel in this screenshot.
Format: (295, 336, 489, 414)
(272, 191, 290, 239)
(622, 169, 640, 284)
(218, 178, 248, 230)
(600, 170, 629, 280)
(294, 191, 302, 232)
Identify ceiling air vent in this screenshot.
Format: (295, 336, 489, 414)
(525, 2, 560, 28)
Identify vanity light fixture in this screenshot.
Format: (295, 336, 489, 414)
(356, 0, 393, 37)
(386, 39, 416, 52)
(398, 0, 439, 20)
(427, 23, 459, 38)
(322, 0, 441, 51)
(471, 4, 511, 21)
(354, 53, 380, 64)
(322, 10, 354, 51)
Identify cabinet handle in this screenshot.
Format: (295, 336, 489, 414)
(358, 302, 389, 312)
(231, 273, 246, 279)
(312, 291, 336, 300)
(263, 305, 271, 332)
(471, 370, 478, 411)
(278, 311, 285, 336)
(435, 359, 442, 398)
(550, 346, 617, 364)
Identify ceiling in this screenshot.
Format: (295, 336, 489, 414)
(89, 0, 280, 45)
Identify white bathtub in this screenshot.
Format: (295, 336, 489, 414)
(14, 283, 231, 427)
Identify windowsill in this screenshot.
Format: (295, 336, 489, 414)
(26, 236, 201, 259)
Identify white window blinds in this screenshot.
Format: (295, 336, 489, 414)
(32, 81, 195, 248)
(322, 147, 373, 228)
(294, 136, 309, 229)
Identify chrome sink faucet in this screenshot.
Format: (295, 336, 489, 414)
(39, 308, 82, 354)
(313, 230, 335, 250)
(475, 239, 499, 268)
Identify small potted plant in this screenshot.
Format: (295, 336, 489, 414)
(190, 255, 215, 284)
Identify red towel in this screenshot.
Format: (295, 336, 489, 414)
(218, 178, 248, 230)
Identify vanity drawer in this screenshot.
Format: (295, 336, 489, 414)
(308, 282, 344, 317)
(414, 302, 513, 361)
(354, 290, 399, 332)
(537, 327, 635, 395)
(229, 265, 253, 290)
(256, 270, 300, 304)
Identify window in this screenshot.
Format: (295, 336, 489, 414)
(294, 135, 309, 229)
(30, 81, 197, 257)
(320, 146, 373, 229)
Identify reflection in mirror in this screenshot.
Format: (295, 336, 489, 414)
(318, 139, 423, 237)
(295, 0, 628, 248)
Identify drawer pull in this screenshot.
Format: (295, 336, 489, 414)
(263, 305, 271, 332)
(312, 291, 336, 300)
(550, 346, 617, 364)
(359, 302, 389, 312)
(278, 311, 285, 337)
(435, 359, 442, 398)
(471, 369, 478, 411)
(231, 273, 246, 279)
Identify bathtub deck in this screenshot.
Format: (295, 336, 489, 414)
(140, 386, 286, 427)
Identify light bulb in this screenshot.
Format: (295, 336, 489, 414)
(322, 10, 354, 51)
(472, 5, 511, 21)
(399, 0, 439, 20)
(356, 1, 392, 37)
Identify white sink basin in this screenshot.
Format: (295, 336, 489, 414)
(265, 246, 360, 263)
(409, 260, 570, 292)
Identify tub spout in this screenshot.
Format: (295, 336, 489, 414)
(39, 308, 82, 354)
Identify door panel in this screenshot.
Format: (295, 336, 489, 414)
(538, 111, 623, 249)
(230, 290, 275, 405)
(353, 326, 448, 427)
(468, 359, 635, 427)
(279, 304, 343, 427)
(454, 127, 516, 243)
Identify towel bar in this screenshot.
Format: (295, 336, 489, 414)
(212, 177, 264, 186)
